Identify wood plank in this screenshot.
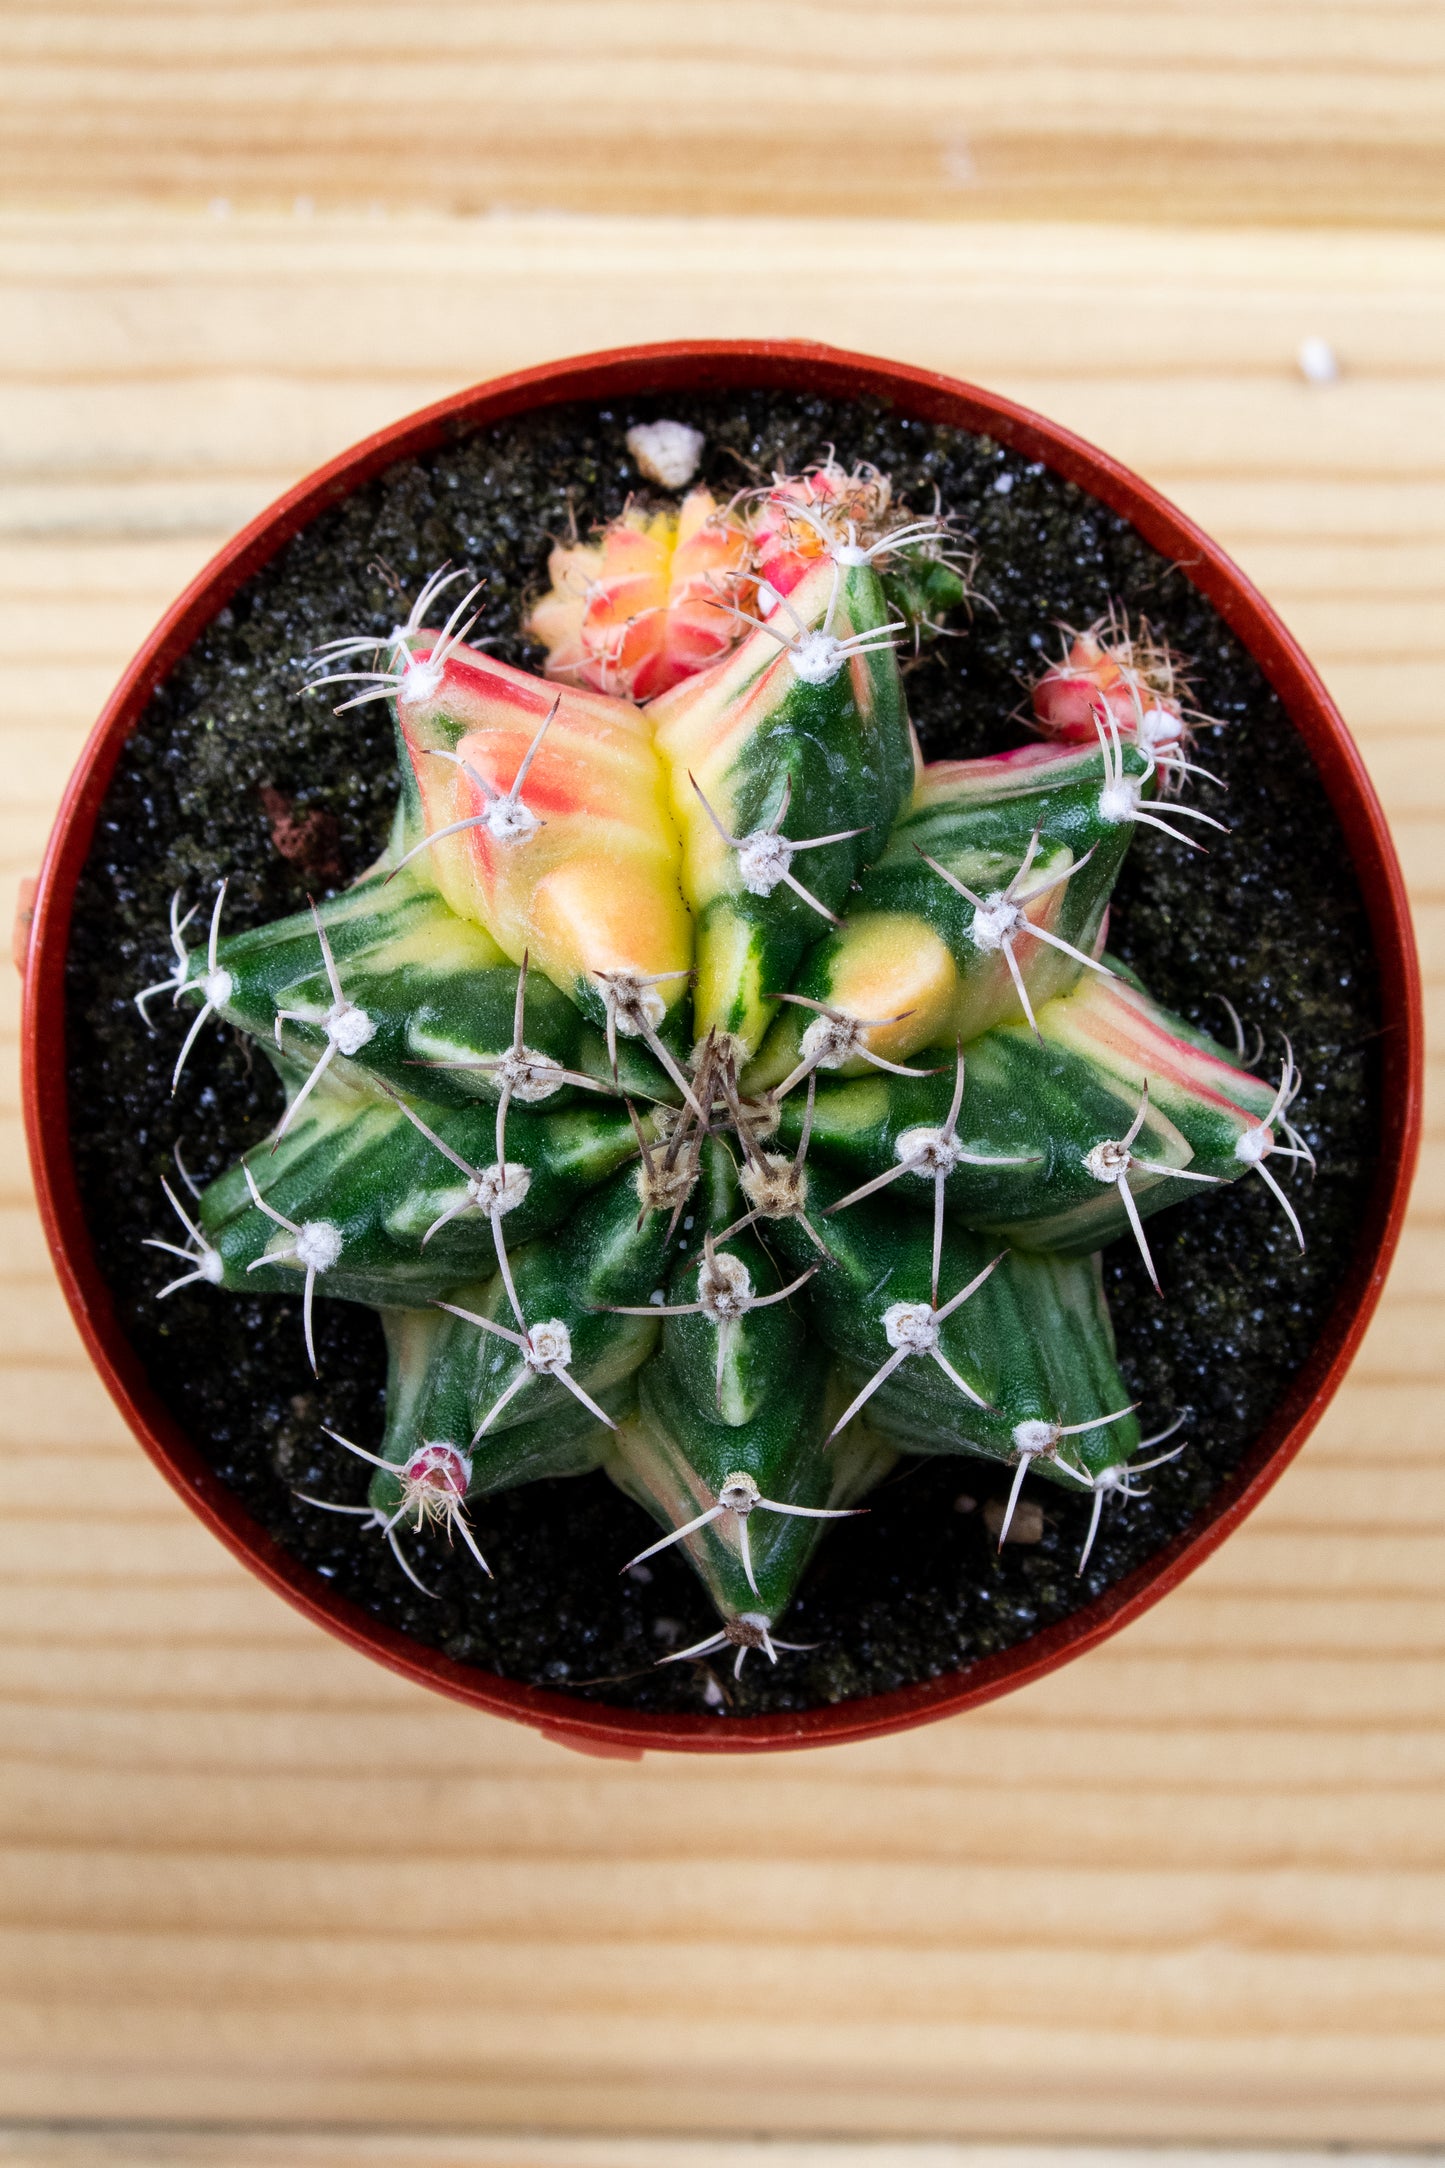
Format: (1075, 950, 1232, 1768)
(1, 2145, 1416, 2168)
(0, 2027, 1437, 2142)
(1, 207, 1444, 2144)
(7, 218, 1445, 374)
(0, 2142, 1412, 2168)
(4, 3, 1445, 229)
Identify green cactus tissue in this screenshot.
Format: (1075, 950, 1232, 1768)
(136, 452, 1313, 1680)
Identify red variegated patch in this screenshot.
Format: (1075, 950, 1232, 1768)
(1041, 972, 1279, 1132)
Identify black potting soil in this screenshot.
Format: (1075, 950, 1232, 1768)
(64, 390, 1381, 1717)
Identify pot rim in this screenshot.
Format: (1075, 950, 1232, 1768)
(21, 338, 1423, 1758)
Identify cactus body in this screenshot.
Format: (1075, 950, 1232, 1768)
(746, 459, 972, 642)
(377, 1163, 675, 1481)
(377, 1307, 616, 1495)
(197, 860, 674, 1110)
(200, 1066, 643, 1307)
(392, 644, 692, 1024)
(142, 454, 1306, 1661)
(649, 553, 915, 1054)
(769, 1170, 1138, 1476)
(607, 1361, 891, 1626)
(742, 737, 1152, 1088)
(771, 973, 1274, 1255)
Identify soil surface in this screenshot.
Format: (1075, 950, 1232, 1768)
(65, 390, 1380, 1717)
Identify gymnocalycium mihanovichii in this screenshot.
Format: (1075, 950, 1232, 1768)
(134, 452, 1314, 1679)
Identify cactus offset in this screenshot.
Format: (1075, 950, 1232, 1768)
(1029, 607, 1227, 796)
(138, 436, 1311, 1679)
(745, 455, 977, 644)
(526, 489, 753, 702)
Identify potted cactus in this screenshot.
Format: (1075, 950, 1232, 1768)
(24, 344, 1420, 1753)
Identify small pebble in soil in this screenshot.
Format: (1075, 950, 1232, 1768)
(985, 1498, 1046, 1546)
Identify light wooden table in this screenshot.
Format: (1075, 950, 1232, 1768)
(3, 4, 1444, 2158)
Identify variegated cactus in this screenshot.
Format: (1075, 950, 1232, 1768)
(137, 444, 1311, 1678)
(525, 454, 976, 707)
(526, 488, 753, 702)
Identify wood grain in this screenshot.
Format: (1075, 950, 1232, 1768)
(0, 2147, 1438, 2168)
(5, 2, 1445, 228)
(2, 206, 1444, 2146)
(0, 2145, 1424, 2168)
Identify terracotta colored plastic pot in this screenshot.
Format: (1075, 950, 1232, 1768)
(22, 341, 1422, 1759)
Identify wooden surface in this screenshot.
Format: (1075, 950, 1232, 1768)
(5, 0, 1445, 229)
(0, 2141, 1438, 2159)
(0, 2149, 1429, 2168)
(3, 33, 1445, 2145)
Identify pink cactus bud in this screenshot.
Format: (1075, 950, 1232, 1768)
(748, 458, 895, 601)
(526, 489, 752, 703)
(1031, 613, 1192, 754)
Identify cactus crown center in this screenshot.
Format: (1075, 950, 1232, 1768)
(634, 1150, 695, 1218)
(739, 1151, 807, 1219)
(735, 1092, 781, 1142)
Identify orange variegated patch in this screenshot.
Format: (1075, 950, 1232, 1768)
(396, 644, 692, 1011)
(817, 913, 959, 1067)
(748, 461, 894, 601)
